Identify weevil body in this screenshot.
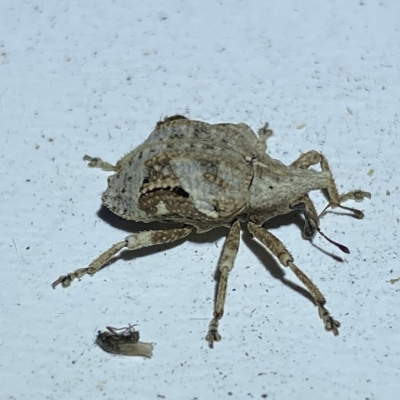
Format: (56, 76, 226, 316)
(53, 116, 371, 347)
(101, 116, 332, 232)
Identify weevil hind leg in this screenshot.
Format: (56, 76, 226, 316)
(290, 150, 371, 217)
(52, 226, 192, 288)
(257, 123, 274, 153)
(247, 222, 340, 336)
(83, 155, 117, 172)
(206, 220, 241, 347)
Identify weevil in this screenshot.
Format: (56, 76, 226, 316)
(96, 325, 153, 358)
(53, 115, 371, 347)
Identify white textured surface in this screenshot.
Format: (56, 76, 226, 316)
(1, 1, 399, 399)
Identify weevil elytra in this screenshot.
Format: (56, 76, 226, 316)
(96, 325, 153, 358)
(53, 116, 371, 347)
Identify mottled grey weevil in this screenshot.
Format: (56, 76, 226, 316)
(53, 115, 371, 347)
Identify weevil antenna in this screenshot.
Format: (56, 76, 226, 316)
(316, 227, 350, 254)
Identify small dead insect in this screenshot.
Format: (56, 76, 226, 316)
(53, 116, 371, 347)
(96, 325, 154, 358)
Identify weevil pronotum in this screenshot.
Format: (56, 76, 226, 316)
(96, 325, 153, 358)
(53, 116, 371, 347)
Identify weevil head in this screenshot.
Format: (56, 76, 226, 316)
(248, 159, 330, 225)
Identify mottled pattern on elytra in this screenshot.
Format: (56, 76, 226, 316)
(103, 118, 261, 230)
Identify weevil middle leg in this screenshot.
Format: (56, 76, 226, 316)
(248, 222, 340, 335)
(206, 219, 241, 347)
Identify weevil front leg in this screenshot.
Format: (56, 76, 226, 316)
(248, 222, 340, 335)
(206, 220, 241, 347)
(290, 195, 319, 240)
(52, 227, 192, 288)
(290, 150, 371, 217)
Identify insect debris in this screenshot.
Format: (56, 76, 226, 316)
(96, 325, 154, 358)
(53, 115, 371, 347)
